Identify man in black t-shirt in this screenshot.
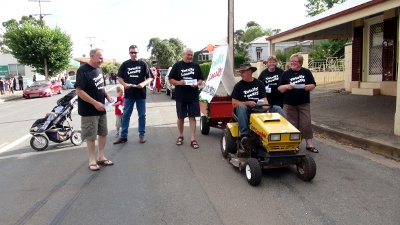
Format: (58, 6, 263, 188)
(169, 48, 204, 149)
(75, 48, 114, 171)
(232, 64, 285, 150)
(114, 45, 153, 145)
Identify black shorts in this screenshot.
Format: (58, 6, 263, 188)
(176, 101, 200, 119)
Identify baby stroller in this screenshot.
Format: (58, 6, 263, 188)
(29, 90, 83, 151)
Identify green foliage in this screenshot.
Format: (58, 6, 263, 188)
(309, 39, 348, 60)
(101, 64, 119, 75)
(199, 62, 211, 80)
(147, 37, 185, 68)
(305, 0, 346, 17)
(234, 53, 249, 69)
(243, 26, 265, 42)
(246, 21, 260, 29)
(1, 16, 72, 77)
(275, 46, 303, 68)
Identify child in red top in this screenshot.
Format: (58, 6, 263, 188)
(112, 85, 124, 138)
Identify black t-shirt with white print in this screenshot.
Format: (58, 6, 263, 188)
(231, 79, 267, 103)
(75, 63, 106, 117)
(278, 67, 316, 106)
(258, 67, 284, 106)
(117, 60, 152, 99)
(169, 60, 204, 102)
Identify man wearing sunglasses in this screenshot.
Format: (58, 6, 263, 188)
(114, 45, 153, 144)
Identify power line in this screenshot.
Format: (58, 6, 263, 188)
(86, 37, 96, 50)
(28, 0, 51, 28)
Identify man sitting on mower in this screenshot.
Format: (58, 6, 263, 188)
(231, 64, 285, 150)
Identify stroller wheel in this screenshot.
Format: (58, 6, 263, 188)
(30, 135, 49, 151)
(71, 130, 83, 146)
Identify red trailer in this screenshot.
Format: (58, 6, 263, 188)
(199, 96, 233, 135)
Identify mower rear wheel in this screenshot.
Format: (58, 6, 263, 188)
(221, 128, 237, 158)
(71, 130, 83, 146)
(296, 155, 317, 181)
(245, 158, 262, 186)
(30, 135, 49, 151)
(200, 116, 210, 135)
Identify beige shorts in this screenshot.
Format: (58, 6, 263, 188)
(81, 115, 108, 141)
(115, 115, 122, 129)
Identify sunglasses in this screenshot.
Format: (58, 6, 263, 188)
(129, 52, 138, 54)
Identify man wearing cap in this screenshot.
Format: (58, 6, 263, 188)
(231, 64, 285, 150)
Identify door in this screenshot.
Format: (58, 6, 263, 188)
(364, 16, 383, 83)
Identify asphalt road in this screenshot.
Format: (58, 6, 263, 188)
(0, 84, 400, 225)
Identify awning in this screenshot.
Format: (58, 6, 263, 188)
(69, 59, 80, 68)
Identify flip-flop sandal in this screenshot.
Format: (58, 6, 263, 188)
(191, 140, 199, 149)
(306, 147, 319, 153)
(97, 159, 114, 166)
(89, 164, 100, 171)
(176, 136, 184, 145)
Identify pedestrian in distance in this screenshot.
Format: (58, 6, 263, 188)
(112, 85, 124, 138)
(75, 48, 114, 171)
(0, 77, 4, 95)
(114, 44, 153, 145)
(278, 53, 318, 153)
(258, 55, 285, 108)
(168, 48, 205, 149)
(18, 74, 24, 90)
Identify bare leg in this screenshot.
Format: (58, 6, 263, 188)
(87, 139, 96, 165)
(177, 118, 184, 137)
(305, 138, 313, 147)
(97, 135, 107, 161)
(189, 117, 196, 141)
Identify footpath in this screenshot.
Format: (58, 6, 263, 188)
(2, 83, 399, 160)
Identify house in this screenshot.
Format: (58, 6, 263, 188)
(0, 53, 37, 86)
(247, 35, 312, 62)
(197, 37, 228, 62)
(265, 0, 400, 134)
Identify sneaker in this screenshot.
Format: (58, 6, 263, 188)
(113, 137, 127, 144)
(139, 136, 146, 143)
(240, 136, 253, 151)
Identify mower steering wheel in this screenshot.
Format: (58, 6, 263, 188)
(251, 104, 271, 113)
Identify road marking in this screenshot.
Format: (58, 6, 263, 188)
(0, 134, 31, 154)
(0, 86, 116, 155)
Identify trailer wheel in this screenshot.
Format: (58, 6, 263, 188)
(246, 158, 262, 186)
(30, 135, 49, 151)
(71, 130, 83, 146)
(200, 116, 210, 135)
(220, 128, 237, 158)
(296, 155, 317, 181)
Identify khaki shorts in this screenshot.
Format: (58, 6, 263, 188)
(115, 115, 122, 129)
(81, 115, 108, 141)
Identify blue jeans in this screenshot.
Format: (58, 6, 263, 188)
(120, 98, 146, 138)
(235, 104, 286, 137)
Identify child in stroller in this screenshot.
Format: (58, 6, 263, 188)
(29, 90, 83, 151)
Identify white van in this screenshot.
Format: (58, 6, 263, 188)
(164, 67, 175, 99)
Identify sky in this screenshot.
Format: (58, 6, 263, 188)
(0, 0, 311, 63)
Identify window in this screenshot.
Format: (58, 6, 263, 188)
(8, 64, 25, 76)
(256, 47, 263, 61)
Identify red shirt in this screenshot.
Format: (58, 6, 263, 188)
(115, 96, 124, 115)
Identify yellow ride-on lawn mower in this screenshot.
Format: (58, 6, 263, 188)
(220, 104, 316, 186)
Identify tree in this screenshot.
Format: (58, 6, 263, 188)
(305, 0, 345, 17)
(243, 26, 274, 42)
(1, 16, 72, 78)
(305, 0, 348, 60)
(245, 21, 260, 29)
(147, 37, 185, 68)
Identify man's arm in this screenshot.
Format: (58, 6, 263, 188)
(75, 87, 105, 112)
(232, 98, 257, 109)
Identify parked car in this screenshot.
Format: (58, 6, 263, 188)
(164, 67, 175, 99)
(23, 80, 62, 99)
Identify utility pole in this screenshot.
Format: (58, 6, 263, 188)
(86, 37, 96, 50)
(228, 0, 234, 72)
(29, 0, 51, 79)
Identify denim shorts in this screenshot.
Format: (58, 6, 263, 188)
(81, 114, 108, 141)
(176, 101, 200, 119)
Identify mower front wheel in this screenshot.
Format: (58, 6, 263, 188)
(245, 158, 262, 186)
(296, 155, 317, 181)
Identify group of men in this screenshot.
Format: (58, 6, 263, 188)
(75, 46, 204, 171)
(75, 44, 317, 171)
